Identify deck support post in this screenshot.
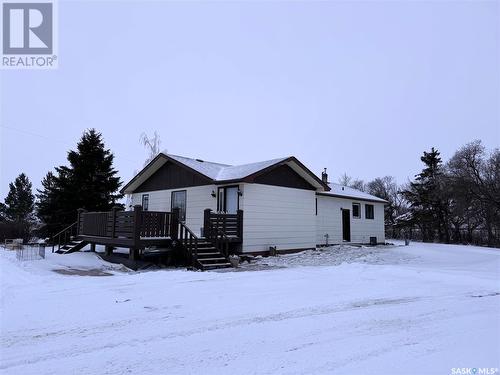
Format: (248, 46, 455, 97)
(90, 243, 96, 252)
(105, 245, 113, 256)
(129, 247, 138, 260)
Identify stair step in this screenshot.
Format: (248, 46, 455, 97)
(197, 252, 222, 257)
(202, 263, 232, 269)
(198, 257, 227, 262)
(57, 240, 89, 254)
(197, 248, 217, 253)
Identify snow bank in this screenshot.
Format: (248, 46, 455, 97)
(1, 243, 499, 375)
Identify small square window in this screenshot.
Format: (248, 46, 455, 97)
(365, 204, 374, 219)
(352, 203, 361, 218)
(142, 194, 149, 211)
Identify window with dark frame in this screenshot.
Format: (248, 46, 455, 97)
(365, 204, 374, 219)
(352, 203, 361, 218)
(141, 194, 149, 211)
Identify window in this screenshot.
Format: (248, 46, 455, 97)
(141, 194, 149, 211)
(315, 198, 318, 216)
(171, 190, 187, 222)
(217, 186, 239, 214)
(352, 203, 361, 218)
(365, 204, 374, 219)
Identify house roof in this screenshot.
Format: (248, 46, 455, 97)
(167, 154, 290, 181)
(317, 183, 388, 203)
(121, 152, 329, 194)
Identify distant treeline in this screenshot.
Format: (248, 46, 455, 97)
(340, 140, 499, 247)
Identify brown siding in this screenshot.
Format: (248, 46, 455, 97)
(134, 161, 211, 193)
(253, 164, 316, 190)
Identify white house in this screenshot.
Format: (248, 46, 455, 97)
(121, 153, 387, 255)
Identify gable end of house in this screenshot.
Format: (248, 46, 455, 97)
(134, 160, 212, 193)
(253, 163, 317, 190)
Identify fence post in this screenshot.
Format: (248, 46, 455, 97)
(237, 209, 243, 239)
(77, 208, 86, 235)
(171, 207, 180, 240)
(133, 205, 142, 247)
(130, 205, 142, 260)
(111, 205, 121, 239)
(204, 208, 211, 239)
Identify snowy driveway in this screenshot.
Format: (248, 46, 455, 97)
(1, 243, 499, 375)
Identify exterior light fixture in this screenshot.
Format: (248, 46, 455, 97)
(237, 189, 243, 197)
(211, 190, 216, 197)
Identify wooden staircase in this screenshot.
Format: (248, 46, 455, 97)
(56, 239, 89, 254)
(178, 222, 232, 271)
(195, 238, 231, 270)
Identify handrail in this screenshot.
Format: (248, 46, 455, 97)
(178, 221, 199, 268)
(51, 221, 77, 240)
(50, 221, 77, 253)
(213, 228, 230, 258)
(203, 211, 231, 258)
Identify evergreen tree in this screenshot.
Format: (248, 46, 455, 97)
(0, 202, 6, 221)
(402, 148, 450, 242)
(2, 173, 35, 241)
(36, 129, 123, 236)
(36, 171, 60, 236)
(4, 173, 35, 222)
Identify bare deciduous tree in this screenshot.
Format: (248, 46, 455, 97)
(140, 131, 162, 167)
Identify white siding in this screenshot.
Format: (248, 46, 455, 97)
(131, 185, 216, 236)
(130, 183, 385, 252)
(240, 183, 316, 253)
(316, 195, 385, 245)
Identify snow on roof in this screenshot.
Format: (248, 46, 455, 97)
(215, 157, 289, 181)
(165, 153, 289, 181)
(166, 154, 229, 180)
(322, 183, 388, 203)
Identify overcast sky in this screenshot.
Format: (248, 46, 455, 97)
(1, 0, 499, 198)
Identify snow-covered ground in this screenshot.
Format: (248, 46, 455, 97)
(1, 242, 499, 375)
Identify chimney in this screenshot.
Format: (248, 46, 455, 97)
(321, 168, 328, 184)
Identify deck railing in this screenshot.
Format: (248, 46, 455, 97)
(77, 205, 179, 248)
(204, 209, 243, 240)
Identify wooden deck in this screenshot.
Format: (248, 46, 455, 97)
(56, 205, 244, 269)
(74, 206, 177, 259)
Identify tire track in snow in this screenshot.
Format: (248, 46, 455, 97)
(1, 297, 421, 371)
